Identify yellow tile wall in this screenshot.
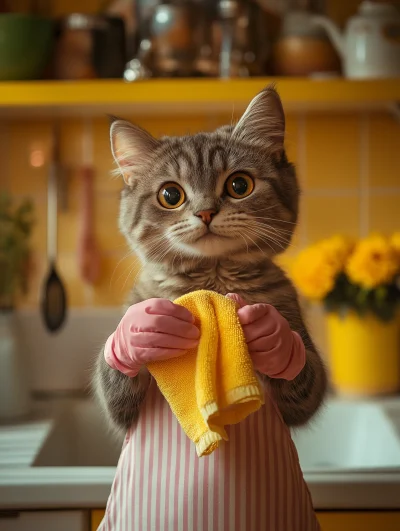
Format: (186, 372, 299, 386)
(3, 111, 400, 308)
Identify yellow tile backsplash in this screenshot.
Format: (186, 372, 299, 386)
(94, 194, 126, 252)
(29, 197, 47, 254)
(368, 115, 400, 188)
(3, 111, 400, 308)
(283, 115, 299, 167)
(369, 194, 400, 234)
(303, 195, 361, 243)
(8, 122, 50, 196)
(304, 113, 360, 190)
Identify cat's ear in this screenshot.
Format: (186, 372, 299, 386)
(110, 118, 160, 185)
(232, 84, 285, 153)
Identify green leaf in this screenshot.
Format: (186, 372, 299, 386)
(0, 193, 35, 306)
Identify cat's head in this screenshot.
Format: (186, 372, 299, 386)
(110, 85, 299, 264)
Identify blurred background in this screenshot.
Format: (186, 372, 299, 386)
(0, 1, 400, 530)
(1, 0, 398, 309)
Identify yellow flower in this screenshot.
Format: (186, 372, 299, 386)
(346, 234, 398, 289)
(291, 246, 337, 300)
(318, 235, 354, 274)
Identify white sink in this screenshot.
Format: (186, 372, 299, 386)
(33, 400, 121, 467)
(33, 398, 400, 473)
(292, 401, 400, 472)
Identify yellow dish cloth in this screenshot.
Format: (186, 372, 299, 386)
(147, 290, 264, 457)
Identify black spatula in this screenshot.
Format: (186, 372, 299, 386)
(41, 124, 67, 333)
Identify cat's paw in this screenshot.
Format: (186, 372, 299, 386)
(227, 294, 305, 381)
(104, 298, 199, 377)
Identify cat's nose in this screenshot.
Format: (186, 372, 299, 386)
(195, 209, 217, 226)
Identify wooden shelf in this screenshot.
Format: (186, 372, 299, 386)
(0, 78, 399, 118)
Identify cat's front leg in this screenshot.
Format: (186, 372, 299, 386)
(94, 296, 199, 432)
(263, 310, 328, 427)
(265, 345, 327, 427)
(94, 352, 150, 432)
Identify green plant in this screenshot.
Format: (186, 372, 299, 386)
(0, 194, 34, 308)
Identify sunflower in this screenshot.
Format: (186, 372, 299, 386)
(346, 234, 398, 289)
(291, 245, 337, 300)
(318, 235, 354, 274)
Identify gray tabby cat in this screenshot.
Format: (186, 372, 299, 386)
(94, 85, 327, 432)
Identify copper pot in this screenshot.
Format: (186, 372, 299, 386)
(272, 9, 341, 76)
(273, 35, 341, 76)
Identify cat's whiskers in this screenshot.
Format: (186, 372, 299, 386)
(246, 204, 280, 214)
(122, 262, 141, 291)
(247, 222, 292, 244)
(112, 255, 141, 290)
(247, 230, 284, 252)
(225, 207, 279, 222)
(251, 221, 296, 247)
(249, 218, 294, 234)
(248, 222, 294, 239)
(155, 235, 182, 264)
(257, 230, 290, 252)
(245, 220, 298, 250)
(109, 248, 137, 288)
(110, 235, 167, 289)
(148, 242, 172, 265)
(248, 228, 288, 251)
(170, 233, 186, 269)
(258, 216, 297, 225)
(242, 229, 269, 254)
(245, 224, 288, 251)
(122, 234, 174, 288)
(237, 231, 250, 254)
(215, 219, 290, 250)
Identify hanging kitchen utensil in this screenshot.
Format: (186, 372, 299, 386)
(78, 119, 101, 285)
(41, 123, 67, 333)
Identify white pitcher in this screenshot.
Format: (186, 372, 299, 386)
(312, 1, 400, 79)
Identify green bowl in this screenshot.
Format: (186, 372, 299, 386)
(0, 14, 54, 81)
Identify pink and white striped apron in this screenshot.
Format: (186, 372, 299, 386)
(99, 380, 320, 531)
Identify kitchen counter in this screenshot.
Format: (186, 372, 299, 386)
(1, 396, 400, 511)
(0, 418, 52, 468)
(1, 467, 400, 511)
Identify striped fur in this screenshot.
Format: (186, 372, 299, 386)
(94, 85, 327, 434)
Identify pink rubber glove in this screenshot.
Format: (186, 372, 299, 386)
(226, 293, 305, 381)
(104, 299, 200, 378)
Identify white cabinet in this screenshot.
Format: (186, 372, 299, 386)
(0, 511, 88, 531)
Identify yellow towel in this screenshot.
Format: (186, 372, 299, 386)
(147, 290, 264, 457)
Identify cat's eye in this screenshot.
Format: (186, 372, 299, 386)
(158, 182, 186, 209)
(225, 172, 254, 199)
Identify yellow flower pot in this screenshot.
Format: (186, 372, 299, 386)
(327, 312, 400, 396)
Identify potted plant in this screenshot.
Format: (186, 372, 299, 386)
(0, 193, 34, 419)
(291, 234, 400, 397)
